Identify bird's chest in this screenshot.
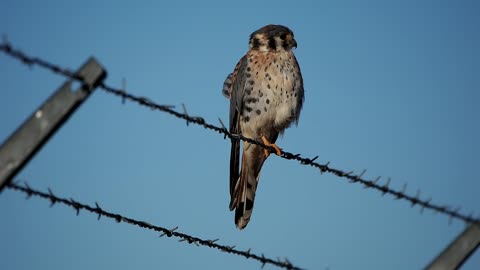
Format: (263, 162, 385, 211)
(240, 52, 300, 136)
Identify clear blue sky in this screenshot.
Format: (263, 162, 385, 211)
(1, 1, 479, 269)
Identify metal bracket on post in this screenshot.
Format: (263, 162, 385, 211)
(425, 223, 480, 270)
(0, 57, 107, 191)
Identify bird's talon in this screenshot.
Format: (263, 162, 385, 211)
(273, 146, 282, 156)
(261, 135, 282, 157)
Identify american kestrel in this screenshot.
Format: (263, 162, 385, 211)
(222, 25, 304, 229)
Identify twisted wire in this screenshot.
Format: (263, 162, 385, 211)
(6, 181, 303, 270)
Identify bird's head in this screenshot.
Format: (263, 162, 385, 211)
(249, 24, 297, 52)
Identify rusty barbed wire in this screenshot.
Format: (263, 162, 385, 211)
(1, 40, 479, 227)
(6, 181, 303, 270)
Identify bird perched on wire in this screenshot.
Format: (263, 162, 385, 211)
(222, 24, 304, 229)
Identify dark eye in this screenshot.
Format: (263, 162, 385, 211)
(280, 33, 287, 40)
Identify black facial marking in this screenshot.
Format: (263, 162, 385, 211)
(268, 37, 276, 50)
(280, 33, 287, 40)
(252, 37, 260, 49)
(266, 99, 270, 104)
(245, 106, 253, 112)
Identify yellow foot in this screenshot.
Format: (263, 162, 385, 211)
(261, 135, 282, 157)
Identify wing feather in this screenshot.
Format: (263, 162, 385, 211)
(228, 54, 249, 199)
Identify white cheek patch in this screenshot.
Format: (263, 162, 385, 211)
(274, 36, 284, 51)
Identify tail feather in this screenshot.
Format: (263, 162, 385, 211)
(229, 142, 266, 230)
(234, 170, 258, 229)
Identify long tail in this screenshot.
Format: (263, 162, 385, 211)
(229, 142, 267, 230)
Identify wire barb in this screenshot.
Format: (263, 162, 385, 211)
(5, 181, 304, 270)
(95, 202, 103, 220)
(160, 226, 179, 238)
(218, 118, 228, 139)
(47, 188, 56, 207)
(1, 41, 479, 228)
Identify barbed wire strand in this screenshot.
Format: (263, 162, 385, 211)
(1, 40, 479, 227)
(6, 181, 303, 270)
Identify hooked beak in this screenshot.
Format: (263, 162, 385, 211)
(291, 38, 298, 48)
